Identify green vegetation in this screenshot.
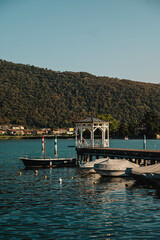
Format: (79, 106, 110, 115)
(0, 59, 160, 137)
(97, 114, 118, 136)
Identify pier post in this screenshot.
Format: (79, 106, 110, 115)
(86, 155, 89, 162)
(138, 159, 142, 165)
(77, 154, 80, 165)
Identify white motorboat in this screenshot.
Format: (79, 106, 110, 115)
(94, 158, 139, 177)
(79, 158, 108, 174)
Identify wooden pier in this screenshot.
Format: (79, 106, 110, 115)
(75, 117, 160, 166)
(76, 147, 160, 165)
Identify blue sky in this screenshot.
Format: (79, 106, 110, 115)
(0, 0, 160, 83)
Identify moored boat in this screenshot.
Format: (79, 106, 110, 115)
(19, 156, 77, 168)
(126, 163, 160, 186)
(79, 158, 108, 174)
(94, 158, 139, 177)
(19, 135, 76, 168)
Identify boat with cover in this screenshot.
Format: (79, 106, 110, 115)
(94, 158, 139, 177)
(79, 158, 108, 174)
(126, 163, 160, 186)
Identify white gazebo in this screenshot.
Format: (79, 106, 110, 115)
(75, 117, 109, 148)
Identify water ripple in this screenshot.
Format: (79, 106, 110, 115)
(1, 139, 160, 239)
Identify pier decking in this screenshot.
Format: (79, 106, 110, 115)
(76, 147, 160, 165)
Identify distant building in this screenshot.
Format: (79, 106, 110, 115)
(0, 125, 10, 130)
(35, 130, 46, 135)
(134, 124, 146, 136)
(41, 128, 51, 134)
(68, 128, 74, 132)
(23, 130, 36, 135)
(7, 129, 25, 136)
(53, 128, 67, 135)
(156, 134, 160, 139)
(0, 130, 7, 135)
(12, 126, 24, 130)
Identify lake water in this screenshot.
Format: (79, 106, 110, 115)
(1, 138, 160, 239)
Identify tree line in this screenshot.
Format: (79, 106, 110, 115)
(98, 112, 160, 138)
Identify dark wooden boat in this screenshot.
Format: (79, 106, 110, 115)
(19, 156, 77, 168)
(19, 136, 77, 168)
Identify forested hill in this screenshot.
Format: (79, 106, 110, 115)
(0, 59, 160, 128)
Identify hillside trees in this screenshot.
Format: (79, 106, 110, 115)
(0, 59, 160, 133)
(141, 111, 160, 138)
(97, 114, 118, 136)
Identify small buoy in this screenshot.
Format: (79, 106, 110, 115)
(59, 178, 62, 184)
(35, 170, 38, 176)
(19, 172, 22, 175)
(94, 181, 96, 184)
(45, 175, 47, 179)
(13, 166, 15, 168)
(71, 177, 74, 179)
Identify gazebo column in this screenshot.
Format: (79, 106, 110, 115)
(102, 129, 105, 147)
(75, 129, 78, 147)
(91, 125, 94, 148)
(107, 126, 109, 147)
(80, 127, 83, 145)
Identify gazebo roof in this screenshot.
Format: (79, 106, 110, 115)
(76, 117, 108, 124)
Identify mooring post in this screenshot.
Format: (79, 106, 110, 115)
(143, 135, 146, 150)
(42, 135, 45, 151)
(54, 135, 57, 155)
(80, 154, 83, 163)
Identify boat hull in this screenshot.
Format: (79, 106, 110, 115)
(20, 157, 77, 168)
(130, 172, 160, 186)
(79, 167, 96, 174)
(79, 158, 108, 174)
(126, 163, 160, 187)
(95, 169, 127, 177)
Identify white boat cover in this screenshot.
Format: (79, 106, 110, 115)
(94, 159, 139, 171)
(131, 163, 160, 175)
(80, 158, 108, 169)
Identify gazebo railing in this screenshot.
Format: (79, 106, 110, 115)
(77, 139, 109, 148)
(77, 139, 91, 148)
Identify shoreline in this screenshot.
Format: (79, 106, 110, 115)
(0, 135, 158, 140)
(0, 135, 75, 140)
